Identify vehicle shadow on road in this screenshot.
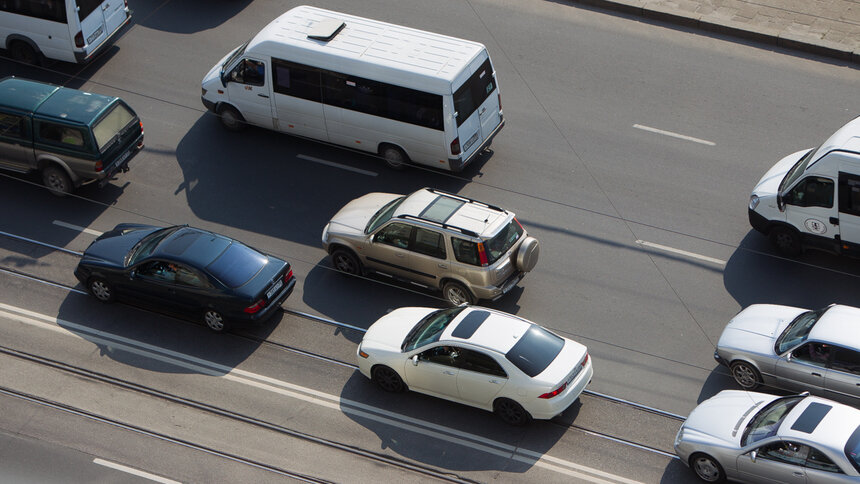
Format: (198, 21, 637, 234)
(131, 0, 253, 34)
(55, 290, 277, 375)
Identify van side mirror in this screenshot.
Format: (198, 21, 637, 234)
(777, 193, 786, 211)
(411, 355, 419, 366)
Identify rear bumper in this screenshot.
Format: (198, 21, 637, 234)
(449, 117, 505, 172)
(246, 276, 296, 323)
(529, 361, 593, 420)
(98, 133, 144, 187)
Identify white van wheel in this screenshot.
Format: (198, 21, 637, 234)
(9, 41, 40, 65)
(381, 146, 408, 170)
(219, 106, 245, 132)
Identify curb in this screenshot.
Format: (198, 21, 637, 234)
(567, 0, 860, 65)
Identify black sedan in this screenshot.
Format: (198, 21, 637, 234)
(74, 224, 296, 332)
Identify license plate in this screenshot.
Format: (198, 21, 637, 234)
(266, 279, 284, 299)
(462, 131, 480, 152)
(87, 26, 104, 45)
(114, 147, 132, 168)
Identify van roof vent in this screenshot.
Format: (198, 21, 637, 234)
(308, 19, 346, 42)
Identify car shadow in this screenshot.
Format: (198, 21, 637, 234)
(131, 0, 254, 34)
(54, 290, 276, 375)
(338, 371, 569, 473)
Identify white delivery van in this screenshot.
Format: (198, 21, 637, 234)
(749, 116, 860, 256)
(200, 5, 504, 172)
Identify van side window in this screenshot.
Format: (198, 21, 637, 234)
(1, 0, 67, 23)
(231, 59, 265, 86)
(839, 172, 860, 216)
(271, 58, 321, 102)
(38, 122, 86, 148)
(0, 112, 26, 140)
(786, 177, 833, 208)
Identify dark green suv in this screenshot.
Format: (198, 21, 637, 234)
(0, 77, 144, 195)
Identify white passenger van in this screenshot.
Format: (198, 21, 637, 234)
(0, 0, 131, 64)
(200, 5, 504, 172)
(749, 116, 860, 256)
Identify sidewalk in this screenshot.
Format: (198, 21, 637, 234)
(570, 0, 860, 64)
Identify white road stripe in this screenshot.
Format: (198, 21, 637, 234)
(0, 303, 646, 484)
(52, 220, 103, 236)
(632, 124, 715, 146)
(297, 154, 378, 176)
(635, 240, 726, 266)
(93, 458, 181, 484)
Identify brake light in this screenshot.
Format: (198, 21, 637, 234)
(451, 137, 461, 156)
(539, 382, 567, 399)
(514, 218, 523, 230)
(94, 160, 103, 172)
(581, 353, 589, 367)
(244, 298, 267, 314)
(124, 0, 128, 6)
(74, 31, 84, 48)
(476, 242, 489, 266)
(284, 269, 293, 282)
(498, 93, 502, 110)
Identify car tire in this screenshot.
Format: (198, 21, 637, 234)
(380, 145, 408, 170)
(690, 453, 726, 483)
(493, 398, 532, 426)
(372, 365, 406, 393)
(730, 361, 762, 390)
(88, 277, 115, 303)
(442, 281, 475, 306)
(769, 226, 801, 256)
(9, 40, 41, 65)
(218, 105, 245, 132)
(331, 249, 362, 276)
(203, 309, 228, 332)
(516, 236, 540, 272)
(42, 165, 73, 196)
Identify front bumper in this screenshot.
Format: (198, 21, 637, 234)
(748, 208, 769, 234)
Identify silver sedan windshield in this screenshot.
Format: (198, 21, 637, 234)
(742, 396, 803, 446)
(776, 308, 825, 354)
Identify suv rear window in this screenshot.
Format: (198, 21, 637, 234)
(505, 325, 564, 377)
(484, 218, 523, 264)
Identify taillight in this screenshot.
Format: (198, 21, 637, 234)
(284, 269, 293, 282)
(244, 298, 267, 314)
(74, 31, 84, 48)
(498, 93, 502, 110)
(124, 0, 128, 6)
(581, 353, 589, 367)
(539, 382, 567, 399)
(450, 137, 461, 156)
(476, 242, 489, 267)
(94, 160, 103, 172)
(514, 218, 523, 230)
(137, 121, 145, 148)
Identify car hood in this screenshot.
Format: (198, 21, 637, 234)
(81, 224, 160, 267)
(752, 149, 810, 197)
(328, 193, 402, 236)
(363, 307, 439, 350)
(684, 390, 779, 446)
(718, 304, 805, 352)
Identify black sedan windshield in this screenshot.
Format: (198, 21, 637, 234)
(402, 307, 465, 352)
(126, 226, 181, 266)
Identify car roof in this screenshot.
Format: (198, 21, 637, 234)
(394, 188, 511, 238)
(152, 227, 233, 268)
(810, 305, 860, 351)
(809, 115, 860, 162)
(780, 396, 860, 451)
(0, 77, 116, 123)
(442, 307, 531, 353)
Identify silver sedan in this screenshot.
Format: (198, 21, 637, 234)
(674, 390, 860, 483)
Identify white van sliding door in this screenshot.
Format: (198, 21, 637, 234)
(271, 59, 328, 141)
(838, 171, 860, 249)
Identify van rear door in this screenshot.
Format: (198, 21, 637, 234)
(76, 0, 127, 54)
(453, 56, 501, 162)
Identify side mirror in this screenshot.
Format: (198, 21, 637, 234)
(749, 450, 757, 462)
(411, 355, 419, 366)
(777, 193, 785, 211)
(129, 270, 136, 280)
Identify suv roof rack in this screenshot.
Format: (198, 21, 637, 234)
(394, 214, 479, 238)
(424, 187, 507, 214)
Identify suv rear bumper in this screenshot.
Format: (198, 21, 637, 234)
(478, 270, 524, 301)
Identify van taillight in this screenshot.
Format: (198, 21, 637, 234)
(94, 160, 103, 172)
(498, 93, 502, 110)
(244, 298, 267, 314)
(477, 242, 489, 267)
(450, 138, 461, 156)
(74, 31, 84, 48)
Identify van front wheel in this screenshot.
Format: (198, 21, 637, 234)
(769, 226, 801, 256)
(219, 105, 245, 132)
(42, 165, 73, 196)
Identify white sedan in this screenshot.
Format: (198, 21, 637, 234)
(356, 305, 593, 425)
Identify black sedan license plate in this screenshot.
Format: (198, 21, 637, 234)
(266, 279, 284, 299)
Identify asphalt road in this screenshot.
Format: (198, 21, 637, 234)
(0, 0, 859, 482)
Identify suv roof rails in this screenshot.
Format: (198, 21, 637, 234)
(424, 187, 507, 213)
(394, 214, 479, 238)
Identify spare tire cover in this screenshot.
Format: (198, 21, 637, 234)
(516, 237, 539, 272)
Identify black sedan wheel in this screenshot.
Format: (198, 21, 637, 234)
(372, 366, 406, 393)
(493, 398, 532, 426)
(203, 309, 228, 332)
(88, 277, 115, 303)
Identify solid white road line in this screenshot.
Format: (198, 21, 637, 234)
(297, 154, 378, 176)
(635, 240, 726, 266)
(632, 124, 716, 146)
(93, 458, 181, 484)
(52, 220, 103, 236)
(0, 303, 646, 484)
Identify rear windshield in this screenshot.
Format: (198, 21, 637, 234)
(505, 325, 564, 377)
(484, 218, 523, 264)
(453, 58, 496, 127)
(93, 103, 135, 151)
(846, 425, 860, 473)
(206, 242, 267, 288)
(76, 0, 104, 21)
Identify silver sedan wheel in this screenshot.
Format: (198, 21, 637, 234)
(731, 361, 760, 389)
(204, 310, 226, 332)
(692, 455, 723, 482)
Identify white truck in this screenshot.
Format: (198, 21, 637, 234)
(749, 116, 860, 256)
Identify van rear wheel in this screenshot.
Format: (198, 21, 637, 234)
(218, 105, 245, 132)
(381, 146, 408, 170)
(9, 41, 40, 65)
(42, 165, 73, 196)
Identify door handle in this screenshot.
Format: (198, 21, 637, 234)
(443, 370, 455, 376)
(489, 379, 501, 384)
(830, 217, 839, 225)
(793, 472, 803, 477)
(395, 253, 405, 258)
(258, 93, 269, 98)
(437, 263, 447, 268)
(479, 107, 486, 115)
(811, 372, 822, 377)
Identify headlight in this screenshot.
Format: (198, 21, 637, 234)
(201, 87, 207, 96)
(321, 223, 330, 244)
(674, 426, 685, 447)
(749, 194, 760, 210)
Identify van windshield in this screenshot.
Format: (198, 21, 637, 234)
(93, 103, 135, 151)
(780, 147, 818, 193)
(221, 41, 249, 76)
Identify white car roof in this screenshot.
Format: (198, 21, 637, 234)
(395, 188, 510, 237)
(780, 396, 860, 452)
(443, 307, 531, 353)
(810, 305, 860, 351)
(809, 116, 860, 164)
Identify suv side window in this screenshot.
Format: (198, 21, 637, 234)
(456, 349, 507, 377)
(451, 237, 480, 265)
(37, 122, 87, 149)
(0, 111, 26, 140)
(412, 227, 446, 259)
(791, 342, 832, 367)
(831, 347, 860, 375)
(786, 177, 834, 208)
(375, 222, 412, 249)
